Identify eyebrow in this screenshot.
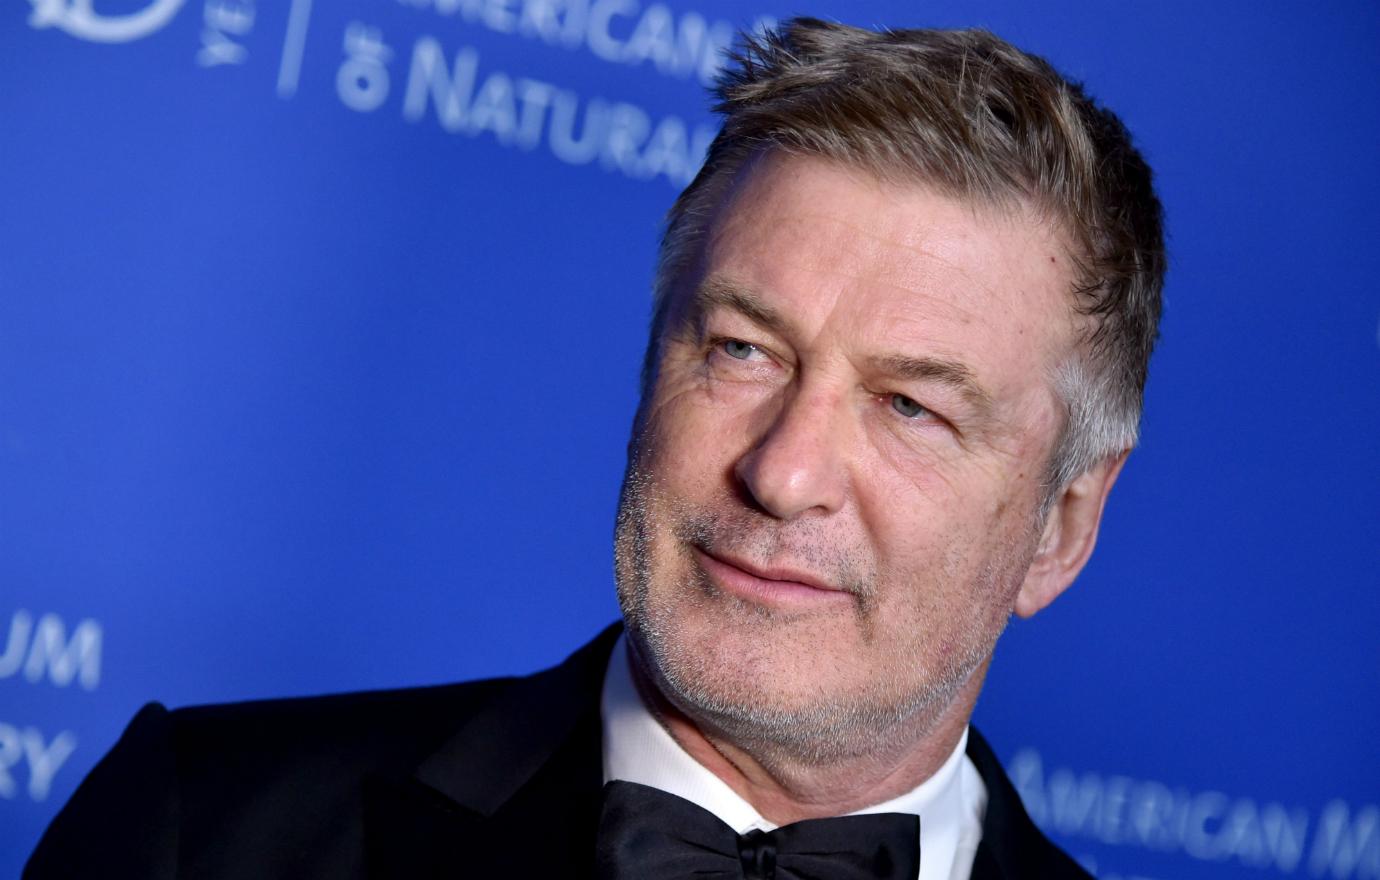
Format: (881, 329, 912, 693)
(688, 276, 795, 339)
(870, 354, 994, 416)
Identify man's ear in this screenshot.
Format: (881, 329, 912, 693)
(1015, 451, 1129, 619)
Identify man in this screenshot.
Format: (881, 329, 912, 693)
(27, 18, 1163, 880)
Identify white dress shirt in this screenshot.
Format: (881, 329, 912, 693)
(601, 635, 988, 880)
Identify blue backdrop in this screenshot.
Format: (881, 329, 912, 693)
(3, 2, 1377, 877)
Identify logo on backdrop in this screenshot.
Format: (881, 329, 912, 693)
(1, 610, 102, 804)
(1010, 748, 1380, 880)
(28, 0, 185, 43)
(21, 0, 751, 189)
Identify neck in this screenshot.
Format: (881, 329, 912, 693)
(626, 643, 987, 825)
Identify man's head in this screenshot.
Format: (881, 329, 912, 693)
(652, 18, 1164, 496)
(615, 19, 1164, 766)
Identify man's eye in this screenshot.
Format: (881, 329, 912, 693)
(721, 339, 758, 360)
(891, 394, 929, 418)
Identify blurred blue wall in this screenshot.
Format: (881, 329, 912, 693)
(2, 2, 1377, 877)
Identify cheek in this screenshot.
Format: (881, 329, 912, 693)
(866, 437, 969, 512)
(638, 368, 772, 478)
(642, 400, 727, 472)
(862, 473, 1039, 618)
(629, 410, 741, 538)
(868, 428, 1049, 542)
(855, 448, 1000, 563)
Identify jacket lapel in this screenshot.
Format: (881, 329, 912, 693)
(967, 844, 1006, 880)
(363, 625, 620, 879)
(967, 726, 1027, 880)
(965, 726, 1091, 879)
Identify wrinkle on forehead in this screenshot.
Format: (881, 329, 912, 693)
(705, 157, 1074, 337)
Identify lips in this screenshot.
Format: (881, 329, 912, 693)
(692, 546, 851, 609)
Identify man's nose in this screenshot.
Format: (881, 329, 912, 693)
(733, 385, 849, 520)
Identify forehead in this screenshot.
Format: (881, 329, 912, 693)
(695, 154, 1078, 392)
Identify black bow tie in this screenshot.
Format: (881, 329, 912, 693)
(595, 780, 920, 880)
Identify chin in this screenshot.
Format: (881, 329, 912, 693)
(630, 603, 965, 764)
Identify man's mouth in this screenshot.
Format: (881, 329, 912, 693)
(691, 546, 853, 610)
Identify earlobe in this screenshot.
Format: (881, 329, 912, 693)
(1014, 451, 1129, 619)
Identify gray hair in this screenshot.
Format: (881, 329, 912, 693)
(644, 18, 1166, 495)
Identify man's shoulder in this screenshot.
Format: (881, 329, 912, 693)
(164, 675, 515, 776)
(26, 627, 621, 879)
(162, 621, 622, 779)
(24, 678, 520, 879)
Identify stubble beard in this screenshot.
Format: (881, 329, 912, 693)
(612, 454, 1038, 769)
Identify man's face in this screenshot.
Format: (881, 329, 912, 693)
(615, 154, 1078, 759)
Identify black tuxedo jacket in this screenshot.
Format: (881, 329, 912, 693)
(26, 625, 1090, 879)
